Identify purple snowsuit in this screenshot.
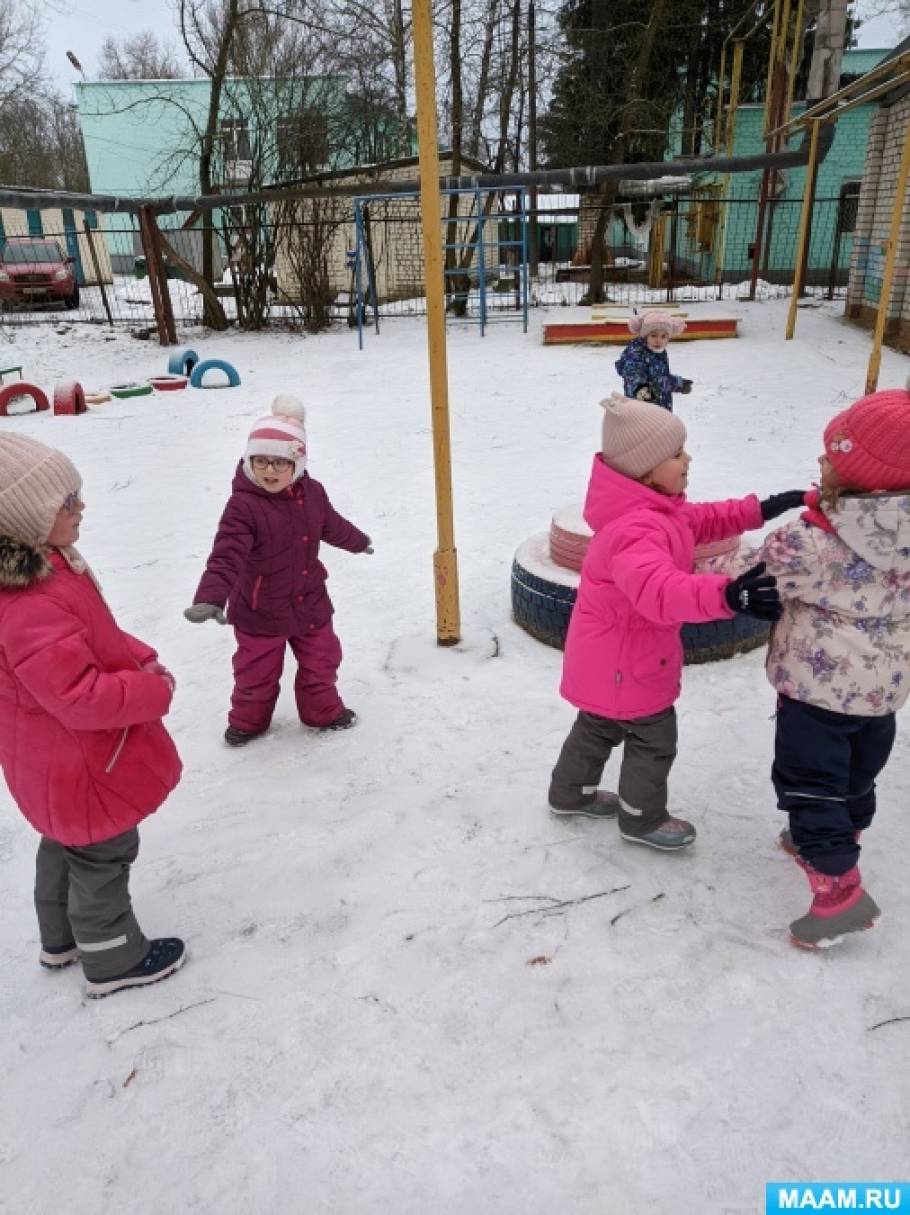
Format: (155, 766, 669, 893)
(194, 464, 370, 730)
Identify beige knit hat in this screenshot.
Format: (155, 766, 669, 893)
(0, 433, 82, 546)
(599, 393, 687, 479)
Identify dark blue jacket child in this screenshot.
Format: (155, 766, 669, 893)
(615, 312, 692, 411)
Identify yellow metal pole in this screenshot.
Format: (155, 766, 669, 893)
(411, 0, 461, 644)
(784, 0, 807, 130)
(865, 113, 910, 393)
(785, 118, 822, 339)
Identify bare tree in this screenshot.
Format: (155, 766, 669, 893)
(98, 31, 182, 80)
(0, 0, 43, 109)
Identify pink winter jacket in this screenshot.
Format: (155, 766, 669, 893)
(0, 541, 182, 846)
(560, 455, 764, 720)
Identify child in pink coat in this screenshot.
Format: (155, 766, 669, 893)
(548, 394, 803, 850)
(0, 434, 185, 998)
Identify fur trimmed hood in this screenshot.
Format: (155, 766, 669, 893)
(0, 534, 52, 589)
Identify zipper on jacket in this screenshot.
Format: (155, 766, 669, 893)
(105, 728, 129, 774)
(251, 574, 263, 611)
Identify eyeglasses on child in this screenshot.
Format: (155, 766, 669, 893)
(250, 455, 294, 473)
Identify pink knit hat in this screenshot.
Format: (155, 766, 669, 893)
(824, 381, 910, 492)
(628, 310, 686, 340)
(0, 433, 82, 546)
(599, 393, 687, 479)
(244, 395, 307, 482)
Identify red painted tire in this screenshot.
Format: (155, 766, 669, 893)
(150, 375, 188, 391)
(0, 382, 50, 416)
(53, 380, 86, 416)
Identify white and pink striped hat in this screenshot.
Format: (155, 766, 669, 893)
(243, 395, 308, 482)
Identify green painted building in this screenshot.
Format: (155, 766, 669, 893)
(674, 48, 894, 287)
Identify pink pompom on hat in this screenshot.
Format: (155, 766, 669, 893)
(824, 380, 910, 492)
(628, 310, 686, 340)
(243, 394, 308, 482)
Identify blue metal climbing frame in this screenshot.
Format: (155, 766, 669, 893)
(352, 187, 529, 349)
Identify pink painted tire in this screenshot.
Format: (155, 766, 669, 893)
(548, 503, 741, 572)
(150, 374, 188, 392)
(53, 380, 86, 416)
(549, 505, 592, 572)
(0, 382, 49, 416)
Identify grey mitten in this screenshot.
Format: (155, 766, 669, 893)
(679, 379, 693, 394)
(183, 603, 227, 625)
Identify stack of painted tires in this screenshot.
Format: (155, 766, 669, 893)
(511, 504, 771, 664)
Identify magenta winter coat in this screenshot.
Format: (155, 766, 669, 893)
(194, 465, 370, 637)
(0, 544, 182, 846)
(560, 455, 763, 720)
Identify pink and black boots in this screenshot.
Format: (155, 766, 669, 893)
(789, 863, 880, 948)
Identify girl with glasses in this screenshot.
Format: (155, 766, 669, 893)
(185, 395, 372, 745)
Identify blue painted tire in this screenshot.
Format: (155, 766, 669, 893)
(511, 534, 770, 664)
(168, 348, 199, 376)
(189, 358, 241, 389)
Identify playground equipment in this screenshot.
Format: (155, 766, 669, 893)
(543, 307, 741, 346)
(0, 381, 49, 416)
(351, 187, 529, 350)
(150, 374, 188, 391)
(53, 381, 86, 416)
(189, 358, 241, 388)
(110, 382, 153, 399)
(511, 506, 769, 663)
(168, 348, 199, 376)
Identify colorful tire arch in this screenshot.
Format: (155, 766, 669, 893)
(189, 359, 241, 389)
(167, 349, 199, 376)
(53, 380, 87, 416)
(0, 382, 50, 416)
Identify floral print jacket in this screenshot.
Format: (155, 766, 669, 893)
(756, 492, 910, 717)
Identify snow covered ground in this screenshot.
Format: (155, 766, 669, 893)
(1, 300, 909, 1215)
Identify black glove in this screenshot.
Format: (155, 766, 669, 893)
(760, 490, 806, 522)
(724, 562, 781, 622)
(633, 385, 653, 402)
(679, 379, 693, 394)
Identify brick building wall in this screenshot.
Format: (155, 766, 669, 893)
(846, 91, 910, 351)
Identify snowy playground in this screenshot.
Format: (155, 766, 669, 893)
(1, 300, 909, 1213)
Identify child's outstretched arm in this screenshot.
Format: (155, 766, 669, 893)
(608, 518, 736, 625)
(682, 494, 763, 547)
(4, 600, 173, 730)
(321, 487, 371, 553)
(192, 499, 256, 612)
(683, 490, 805, 548)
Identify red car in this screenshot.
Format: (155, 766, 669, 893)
(0, 237, 80, 310)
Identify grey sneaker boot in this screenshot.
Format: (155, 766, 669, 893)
(549, 790, 620, 819)
(620, 815, 696, 851)
(39, 943, 80, 970)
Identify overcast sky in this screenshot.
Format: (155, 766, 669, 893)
(47, 0, 185, 88)
(45, 0, 909, 91)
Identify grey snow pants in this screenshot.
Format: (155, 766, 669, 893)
(549, 708, 678, 835)
(34, 828, 149, 980)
